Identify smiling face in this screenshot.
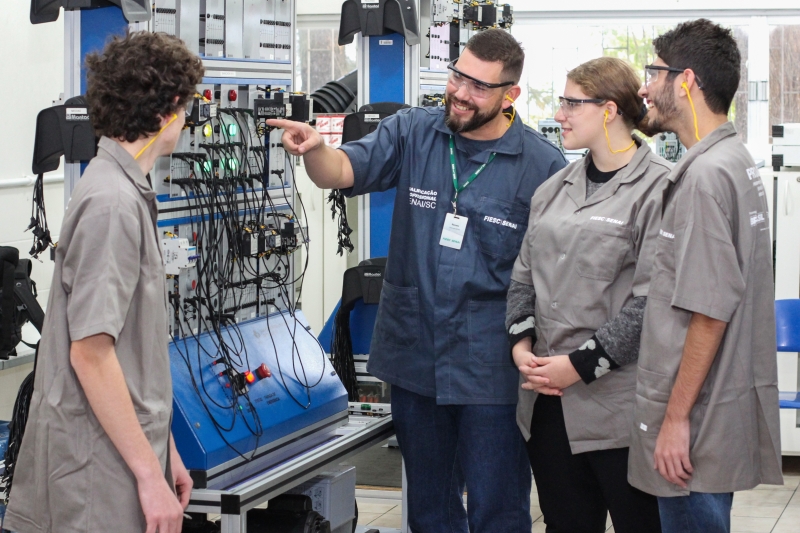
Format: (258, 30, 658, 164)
(554, 80, 607, 151)
(638, 58, 681, 135)
(444, 49, 509, 134)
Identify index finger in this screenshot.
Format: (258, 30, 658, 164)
(266, 118, 294, 130)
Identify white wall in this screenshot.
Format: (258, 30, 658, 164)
(294, 162, 350, 335)
(0, 3, 64, 419)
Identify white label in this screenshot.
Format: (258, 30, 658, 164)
(220, 70, 236, 77)
(364, 113, 381, 122)
(639, 423, 648, 432)
(483, 215, 518, 230)
(440, 213, 468, 250)
(361, 0, 380, 3)
(478, 7, 483, 22)
(210, 105, 218, 118)
(379, 39, 393, 45)
(65, 107, 90, 121)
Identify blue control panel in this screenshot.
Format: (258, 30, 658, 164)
(170, 311, 348, 480)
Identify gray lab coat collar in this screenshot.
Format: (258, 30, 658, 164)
(666, 122, 737, 183)
(97, 136, 157, 202)
(432, 108, 525, 162)
(562, 137, 652, 209)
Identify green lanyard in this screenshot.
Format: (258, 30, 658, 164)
(449, 135, 496, 214)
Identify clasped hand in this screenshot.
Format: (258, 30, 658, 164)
(512, 343, 581, 396)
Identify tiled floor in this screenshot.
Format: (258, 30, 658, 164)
(355, 474, 800, 532)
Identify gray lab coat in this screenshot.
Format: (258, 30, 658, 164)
(628, 122, 783, 497)
(4, 137, 172, 533)
(512, 141, 671, 453)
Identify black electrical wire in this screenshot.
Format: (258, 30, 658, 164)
(327, 189, 354, 256)
(26, 174, 53, 259)
(1, 347, 36, 502)
(161, 111, 324, 462)
(330, 305, 359, 402)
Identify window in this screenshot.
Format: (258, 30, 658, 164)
(511, 22, 749, 142)
(770, 25, 800, 140)
(295, 28, 357, 94)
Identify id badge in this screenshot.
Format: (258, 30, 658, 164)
(440, 213, 468, 250)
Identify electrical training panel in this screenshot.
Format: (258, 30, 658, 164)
(420, 0, 514, 106)
(132, 0, 348, 487)
(150, 0, 293, 59)
(655, 132, 686, 163)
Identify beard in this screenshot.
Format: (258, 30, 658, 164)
(444, 94, 504, 134)
(638, 83, 680, 137)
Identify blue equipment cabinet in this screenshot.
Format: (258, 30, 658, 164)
(170, 311, 348, 489)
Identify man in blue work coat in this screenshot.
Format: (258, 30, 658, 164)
(270, 29, 566, 532)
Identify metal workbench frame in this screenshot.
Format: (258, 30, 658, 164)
(186, 415, 396, 533)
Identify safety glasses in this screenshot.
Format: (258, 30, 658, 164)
(557, 96, 605, 118)
(644, 64, 705, 89)
(446, 59, 514, 99)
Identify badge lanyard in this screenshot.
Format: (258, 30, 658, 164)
(449, 135, 496, 215)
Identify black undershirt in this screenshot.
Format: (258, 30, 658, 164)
(586, 160, 624, 183)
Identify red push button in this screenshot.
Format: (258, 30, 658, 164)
(228, 89, 237, 102)
(203, 89, 212, 101)
(256, 363, 271, 379)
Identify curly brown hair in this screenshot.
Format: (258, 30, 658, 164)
(86, 31, 204, 142)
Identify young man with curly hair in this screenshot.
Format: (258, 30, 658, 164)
(3, 31, 203, 533)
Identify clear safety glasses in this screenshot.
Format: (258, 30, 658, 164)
(557, 96, 605, 118)
(644, 64, 705, 89)
(446, 59, 514, 99)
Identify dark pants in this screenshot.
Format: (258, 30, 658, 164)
(391, 385, 532, 533)
(527, 394, 662, 533)
(658, 492, 733, 533)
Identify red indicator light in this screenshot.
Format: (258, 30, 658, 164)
(228, 89, 237, 102)
(244, 371, 255, 384)
(191, 280, 197, 291)
(256, 363, 271, 379)
(203, 89, 212, 101)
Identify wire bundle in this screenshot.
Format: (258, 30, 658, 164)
(330, 304, 359, 402)
(1, 367, 35, 503)
(26, 174, 53, 259)
(162, 104, 327, 460)
(327, 189, 354, 256)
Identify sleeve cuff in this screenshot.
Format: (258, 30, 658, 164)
(508, 315, 537, 350)
(568, 335, 620, 384)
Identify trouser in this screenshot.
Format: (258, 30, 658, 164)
(527, 394, 662, 533)
(391, 385, 532, 533)
(658, 492, 733, 533)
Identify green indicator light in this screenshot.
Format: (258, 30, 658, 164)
(361, 404, 371, 410)
(227, 124, 238, 136)
(203, 161, 212, 172)
(228, 159, 237, 171)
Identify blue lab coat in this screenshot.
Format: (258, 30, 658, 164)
(340, 107, 566, 404)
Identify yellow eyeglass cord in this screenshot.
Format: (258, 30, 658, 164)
(682, 82, 701, 142)
(135, 114, 178, 160)
(603, 110, 635, 154)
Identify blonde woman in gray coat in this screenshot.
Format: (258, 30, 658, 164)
(507, 57, 670, 533)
